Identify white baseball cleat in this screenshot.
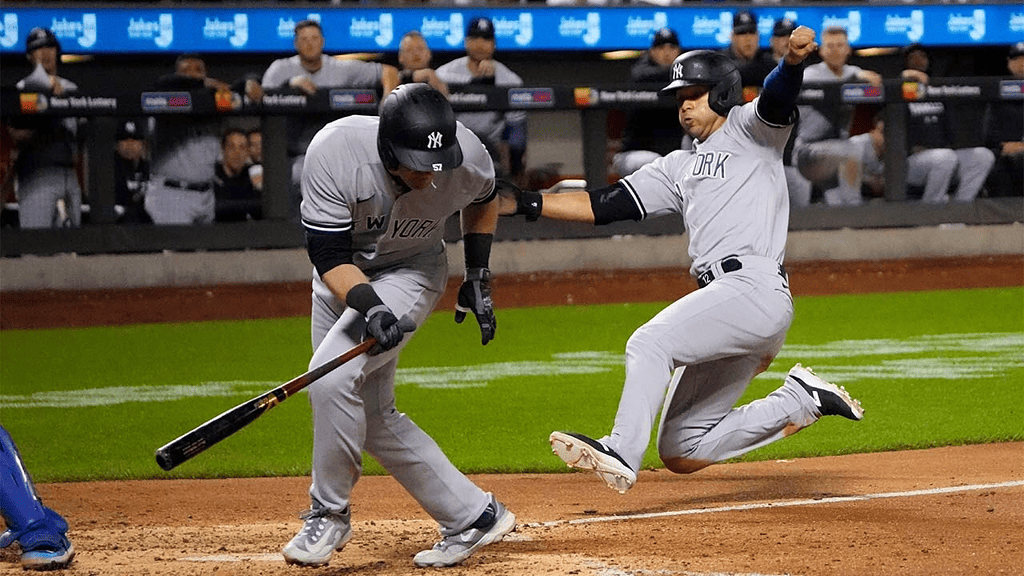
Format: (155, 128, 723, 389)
(413, 494, 516, 567)
(550, 431, 636, 494)
(282, 506, 352, 567)
(787, 364, 864, 421)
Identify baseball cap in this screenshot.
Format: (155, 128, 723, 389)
(732, 11, 757, 35)
(466, 17, 495, 40)
(25, 27, 60, 53)
(1010, 41, 1024, 58)
(117, 118, 146, 141)
(651, 27, 680, 48)
(772, 18, 796, 38)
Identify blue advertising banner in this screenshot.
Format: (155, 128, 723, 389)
(0, 4, 1021, 55)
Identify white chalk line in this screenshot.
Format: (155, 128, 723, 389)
(177, 480, 1022, 565)
(524, 480, 1024, 528)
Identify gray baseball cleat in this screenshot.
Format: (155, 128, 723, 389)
(788, 364, 864, 421)
(282, 505, 352, 567)
(413, 494, 516, 567)
(549, 431, 637, 494)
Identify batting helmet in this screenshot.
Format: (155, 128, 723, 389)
(25, 27, 60, 55)
(377, 83, 463, 172)
(661, 50, 743, 117)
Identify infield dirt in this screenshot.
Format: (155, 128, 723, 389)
(1, 255, 1022, 575)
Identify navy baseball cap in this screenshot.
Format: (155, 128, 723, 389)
(652, 27, 679, 48)
(466, 17, 495, 40)
(733, 11, 757, 35)
(1010, 41, 1024, 58)
(25, 27, 60, 53)
(772, 18, 796, 38)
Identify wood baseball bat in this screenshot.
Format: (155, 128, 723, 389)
(155, 316, 416, 471)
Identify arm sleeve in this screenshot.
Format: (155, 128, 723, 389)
(757, 61, 804, 126)
(588, 181, 643, 225)
(305, 228, 355, 278)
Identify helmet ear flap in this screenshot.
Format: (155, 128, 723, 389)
(377, 137, 399, 171)
(709, 68, 742, 116)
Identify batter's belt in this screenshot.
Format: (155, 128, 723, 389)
(696, 256, 787, 289)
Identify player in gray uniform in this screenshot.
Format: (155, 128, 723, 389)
(281, 84, 515, 568)
(501, 27, 864, 494)
(146, 54, 229, 225)
(792, 27, 883, 206)
(435, 17, 527, 183)
(11, 28, 82, 229)
(262, 19, 398, 209)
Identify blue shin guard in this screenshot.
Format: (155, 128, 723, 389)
(0, 426, 74, 569)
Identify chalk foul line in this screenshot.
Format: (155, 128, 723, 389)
(177, 480, 1022, 564)
(523, 480, 1024, 528)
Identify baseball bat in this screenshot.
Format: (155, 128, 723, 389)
(155, 315, 416, 471)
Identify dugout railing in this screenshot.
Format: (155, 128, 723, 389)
(1, 76, 1021, 257)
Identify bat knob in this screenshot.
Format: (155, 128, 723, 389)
(155, 449, 177, 471)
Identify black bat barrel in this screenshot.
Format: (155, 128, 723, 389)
(155, 391, 281, 470)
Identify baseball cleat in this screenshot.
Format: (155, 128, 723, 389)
(550, 431, 636, 494)
(282, 506, 352, 567)
(413, 494, 516, 567)
(20, 535, 75, 571)
(788, 364, 864, 421)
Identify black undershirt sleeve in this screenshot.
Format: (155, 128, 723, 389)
(305, 228, 355, 278)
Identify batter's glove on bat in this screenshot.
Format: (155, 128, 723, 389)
(346, 283, 406, 355)
(454, 267, 496, 345)
(365, 307, 404, 355)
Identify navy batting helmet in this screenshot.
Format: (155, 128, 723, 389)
(661, 50, 743, 116)
(25, 27, 60, 54)
(377, 83, 463, 172)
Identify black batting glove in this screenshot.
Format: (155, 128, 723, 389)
(454, 267, 496, 345)
(346, 283, 407, 355)
(495, 179, 542, 221)
(365, 305, 404, 355)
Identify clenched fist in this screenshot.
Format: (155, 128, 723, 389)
(786, 26, 818, 65)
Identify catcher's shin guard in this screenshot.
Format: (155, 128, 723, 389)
(0, 426, 66, 546)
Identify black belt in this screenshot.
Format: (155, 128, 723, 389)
(163, 178, 211, 192)
(697, 257, 787, 289)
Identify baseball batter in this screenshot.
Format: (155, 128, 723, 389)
(281, 83, 515, 568)
(502, 27, 864, 494)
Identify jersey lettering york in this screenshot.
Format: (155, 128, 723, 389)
(691, 151, 730, 179)
(389, 218, 440, 239)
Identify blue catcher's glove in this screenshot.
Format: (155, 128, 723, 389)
(454, 267, 496, 345)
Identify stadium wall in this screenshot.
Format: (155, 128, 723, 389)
(2, 223, 1020, 292)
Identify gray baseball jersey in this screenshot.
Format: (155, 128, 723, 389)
(300, 115, 494, 274)
(263, 55, 385, 170)
(622, 99, 791, 277)
(13, 72, 82, 229)
(299, 114, 498, 534)
(261, 55, 382, 89)
(595, 96, 813, 474)
(434, 56, 526, 148)
(147, 120, 219, 225)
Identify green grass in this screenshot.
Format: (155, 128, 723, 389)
(1, 287, 1021, 482)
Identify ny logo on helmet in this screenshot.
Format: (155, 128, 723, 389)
(427, 131, 443, 149)
(672, 62, 683, 80)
